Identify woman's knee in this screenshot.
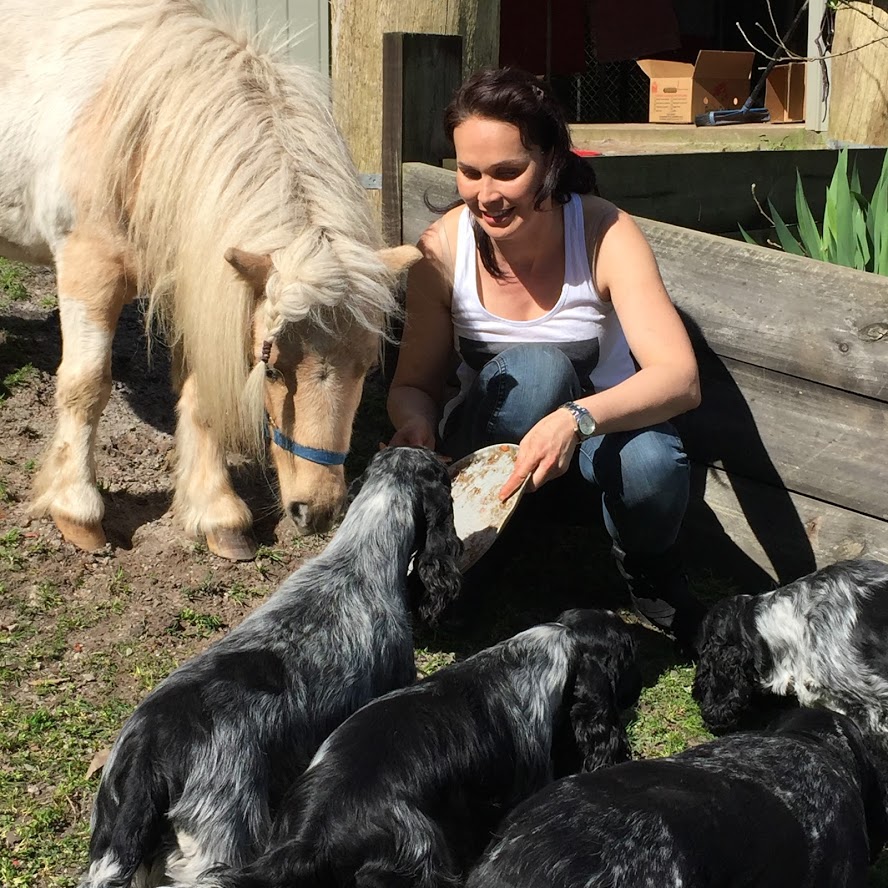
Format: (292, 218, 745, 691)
(586, 425, 689, 548)
(483, 344, 579, 401)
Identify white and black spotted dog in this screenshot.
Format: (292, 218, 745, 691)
(79, 446, 462, 888)
(468, 707, 888, 888)
(693, 558, 888, 735)
(197, 609, 641, 888)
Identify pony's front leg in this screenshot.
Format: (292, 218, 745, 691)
(31, 232, 127, 550)
(173, 374, 257, 560)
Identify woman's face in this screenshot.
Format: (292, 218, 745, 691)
(452, 116, 550, 242)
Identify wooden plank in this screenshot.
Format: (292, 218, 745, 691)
(675, 353, 888, 521)
(638, 217, 888, 403)
(401, 161, 458, 244)
(682, 465, 888, 592)
(381, 34, 405, 246)
(829, 2, 888, 146)
(401, 163, 888, 402)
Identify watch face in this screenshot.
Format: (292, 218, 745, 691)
(577, 412, 596, 437)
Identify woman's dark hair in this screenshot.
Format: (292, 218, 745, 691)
(442, 67, 599, 278)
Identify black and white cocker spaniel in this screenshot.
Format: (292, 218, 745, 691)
(79, 446, 462, 888)
(469, 707, 888, 888)
(693, 558, 888, 734)
(198, 609, 641, 888)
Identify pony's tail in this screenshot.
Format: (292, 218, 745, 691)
(78, 748, 166, 888)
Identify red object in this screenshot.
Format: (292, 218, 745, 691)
(572, 148, 602, 157)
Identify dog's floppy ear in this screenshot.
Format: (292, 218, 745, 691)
(345, 473, 365, 508)
(692, 606, 757, 734)
(413, 475, 463, 626)
(569, 651, 632, 772)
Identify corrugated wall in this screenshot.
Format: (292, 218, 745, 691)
(225, 0, 329, 71)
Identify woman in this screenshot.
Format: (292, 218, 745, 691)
(387, 67, 705, 652)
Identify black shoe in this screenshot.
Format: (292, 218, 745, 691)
(630, 586, 706, 658)
(616, 544, 706, 659)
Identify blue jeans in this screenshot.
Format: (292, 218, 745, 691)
(440, 344, 689, 558)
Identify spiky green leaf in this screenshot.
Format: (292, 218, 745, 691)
(738, 223, 759, 246)
(826, 149, 857, 268)
(767, 199, 806, 256)
(794, 170, 822, 258)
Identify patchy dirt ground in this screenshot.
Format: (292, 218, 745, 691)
(0, 266, 363, 885)
(0, 265, 335, 684)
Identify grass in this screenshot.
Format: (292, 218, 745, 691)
(0, 697, 130, 888)
(0, 258, 29, 307)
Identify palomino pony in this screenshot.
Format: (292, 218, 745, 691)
(0, 0, 419, 560)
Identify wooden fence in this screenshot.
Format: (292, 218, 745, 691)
(397, 161, 888, 591)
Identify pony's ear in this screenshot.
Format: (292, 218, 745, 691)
(692, 617, 757, 734)
(570, 652, 632, 772)
(377, 244, 422, 274)
(414, 479, 463, 626)
(225, 247, 273, 293)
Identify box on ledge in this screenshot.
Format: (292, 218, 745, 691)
(765, 62, 806, 123)
(637, 50, 755, 123)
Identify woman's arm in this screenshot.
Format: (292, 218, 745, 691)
(581, 206, 700, 429)
(500, 205, 700, 499)
(386, 220, 457, 449)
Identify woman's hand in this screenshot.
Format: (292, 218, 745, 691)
(388, 416, 437, 450)
(499, 409, 578, 501)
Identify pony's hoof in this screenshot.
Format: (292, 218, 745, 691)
(206, 528, 257, 561)
(54, 515, 107, 551)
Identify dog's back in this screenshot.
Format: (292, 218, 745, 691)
(80, 447, 462, 887)
(205, 613, 639, 888)
(469, 709, 886, 888)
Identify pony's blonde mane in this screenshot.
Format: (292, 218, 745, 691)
(75, 0, 395, 449)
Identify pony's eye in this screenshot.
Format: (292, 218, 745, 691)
(265, 365, 283, 382)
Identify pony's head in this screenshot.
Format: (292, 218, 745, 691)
(227, 239, 420, 534)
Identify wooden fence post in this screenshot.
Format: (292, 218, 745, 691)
(381, 33, 463, 246)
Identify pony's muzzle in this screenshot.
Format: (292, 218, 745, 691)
(287, 499, 341, 535)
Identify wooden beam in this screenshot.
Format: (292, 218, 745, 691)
(638, 216, 888, 403)
(675, 352, 888, 521)
(381, 34, 462, 246)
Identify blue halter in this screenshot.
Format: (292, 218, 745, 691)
(265, 418, 348, 467)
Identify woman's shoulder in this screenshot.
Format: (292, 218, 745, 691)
(576, 193, 622, 227)
(417, 206, 464, 278)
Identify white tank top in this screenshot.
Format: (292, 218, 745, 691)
(441, 195, 636, 431)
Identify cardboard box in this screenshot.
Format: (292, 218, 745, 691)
(765, 62, 806, 123)
(637, 51, 755, 123)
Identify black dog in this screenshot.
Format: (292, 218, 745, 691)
(199, 609, 641, 887)
(693, 558, 888, 734)
(79, 446, 461, 888)
(469, 707, 888, 888)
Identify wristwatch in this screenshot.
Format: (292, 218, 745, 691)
(559, 400, 598, 441)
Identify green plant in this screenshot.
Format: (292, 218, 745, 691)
(742, 148, 888, 275)
(0, 258, 29, 304)
(3, 363, 36, 391)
